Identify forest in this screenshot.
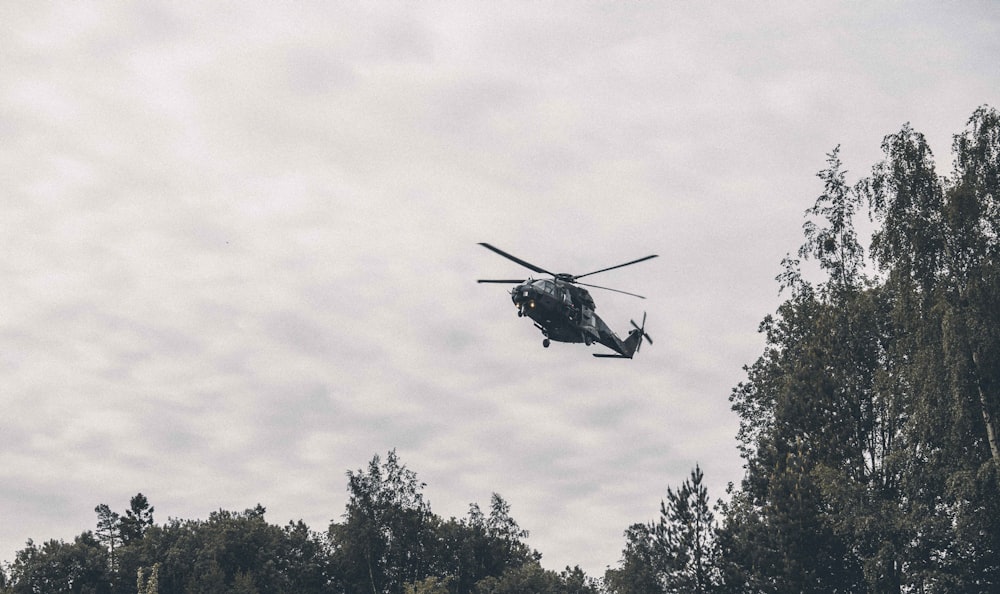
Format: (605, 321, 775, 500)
(2, 105, 998, 593)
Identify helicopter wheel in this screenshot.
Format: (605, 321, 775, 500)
(542, 338, 550, 348)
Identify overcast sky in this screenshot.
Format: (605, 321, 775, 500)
(3, 1, 999, 576)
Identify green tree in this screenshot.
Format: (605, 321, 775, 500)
(425, 496, 537, 592)
(120, 494, 155, 546)
(723, 107, 1000, 592)
(472, 562, 599, 594)
(136, 563, 159, 594)
(94, 504, 122, 578)
(945, 105, 1000, 585)
(653, 465, 719, 593)
(865, 108, 1000, 590)
(946, 105, 1000, 475)
(329, 451, 557, 593)
(329, 450, 436, 594)
(404, 575, 453, 594)
(604, 523, 662, 594)
(724, 146, 891, 593)
(117, 505, 331, 594)
(5, 534, 111, 594)
(607, 466, 720, 594)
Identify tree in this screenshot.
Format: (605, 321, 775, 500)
(947, 105, 1000, 474)
(723, 107, 1000, 592)
(471, 562, 600, 594)
(120, 493, 155, 545)
(329, 450, 436, 594)
(136, 563, 159, 594)
(2, 451, 604, 593)
(652, 465, 719, 593)
(112, 504, 333, 594)
(607, 466, 721, 594)
(724, 144, 896, 592)
(5, 534, 111, 594)
(801, 146, 868, 295)
(404, 575, 453, 594)
(604, 523, 663, 594)
(425, 496, 537, 592)
(95, 503, 122, 576)
(863, 112, 1000, 589)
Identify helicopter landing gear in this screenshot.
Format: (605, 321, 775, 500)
(542, 338, 551, 348)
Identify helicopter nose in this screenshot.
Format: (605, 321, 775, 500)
(511, 286, 536, 310)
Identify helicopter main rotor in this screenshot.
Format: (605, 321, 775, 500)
(476, 243, 657, 299)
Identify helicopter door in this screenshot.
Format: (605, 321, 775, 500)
(581, 305, 596, 333)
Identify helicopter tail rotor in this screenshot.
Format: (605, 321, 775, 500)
(630, 312, 653, 353)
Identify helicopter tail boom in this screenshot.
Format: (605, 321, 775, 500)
(593, 312, 651, 359)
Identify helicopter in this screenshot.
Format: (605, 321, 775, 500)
(477, 243, 656, 358)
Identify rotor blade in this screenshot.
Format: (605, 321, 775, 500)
(631, 319, 653, 344)
(478, 243, 554, 276)
(577, 281, 646, 299)
(575, 254, 658, 280)
(477, 279, 526, 284)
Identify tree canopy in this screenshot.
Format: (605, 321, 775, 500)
(1, 451, 599, 594)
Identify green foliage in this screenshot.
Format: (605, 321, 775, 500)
(604, 523, 663, 593)
(329, 449, 437, 593)
(3, 454, 577, 594)
(721, 105, 1000, 592)
(162, 507, 335, 594)
(120, 494, 154, 546)
(136, 563, 159, 594)
(801, 145, 868, 294)
(95, 503, 122, 575)
(328, 451, 546, 594)
(5, 533, 111, 594)
(653, 465, 719, 593)
(606, 466, 720, 594)
(472, 562, 600, 594)
(404, 575, 453, 594)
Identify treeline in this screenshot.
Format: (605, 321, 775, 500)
(0, 451, 599, 593)
(4, 106, 999, 593)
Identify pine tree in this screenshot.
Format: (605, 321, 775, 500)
(95, 503, 122, 576)
(120, 493, 155, 545)
(652, 465, 719, 593)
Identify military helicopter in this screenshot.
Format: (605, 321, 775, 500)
(477, 243, 656, 358)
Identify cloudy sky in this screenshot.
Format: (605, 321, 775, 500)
(3, 1, 999, 576)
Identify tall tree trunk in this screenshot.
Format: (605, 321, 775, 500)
(971, 351, 1000, 474)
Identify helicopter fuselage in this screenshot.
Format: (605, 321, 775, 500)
(510, 278, 600, 344)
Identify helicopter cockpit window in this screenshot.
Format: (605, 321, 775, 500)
(533, 280, 555, 295)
